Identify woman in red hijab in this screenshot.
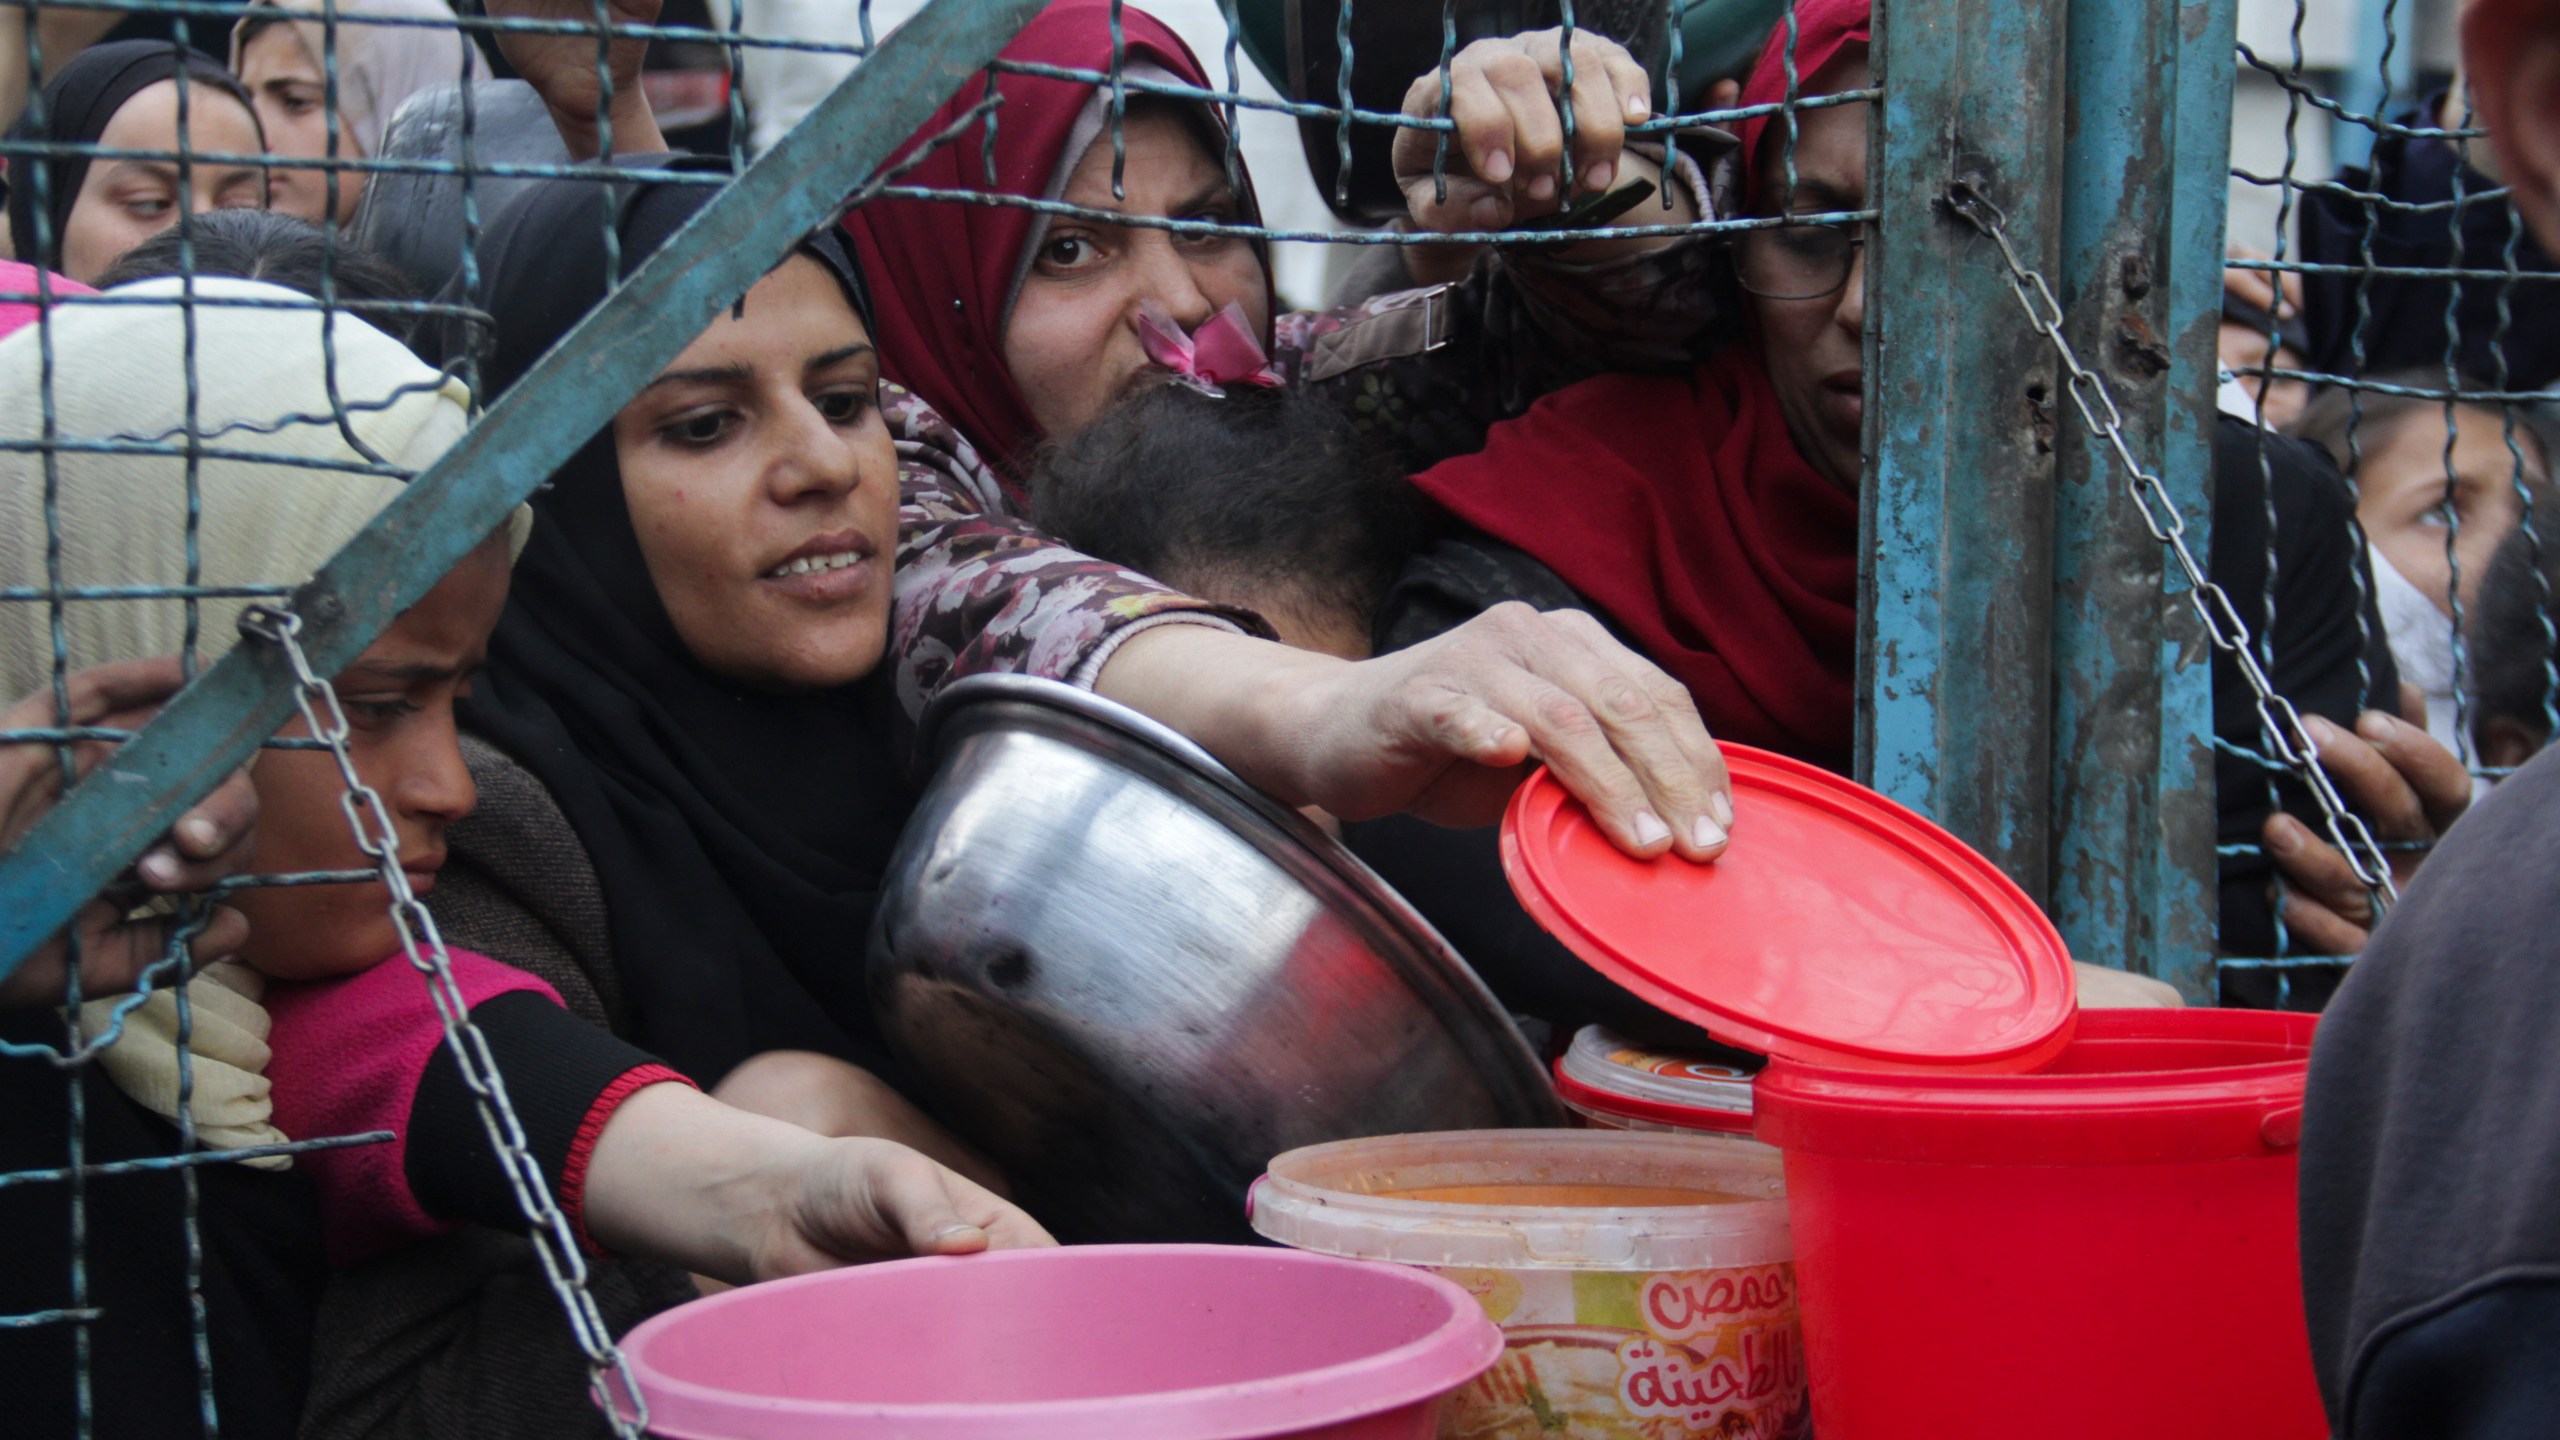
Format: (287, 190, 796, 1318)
(843, 0, 1722, 499)
(1400, 0, 2437, 978)
(1398, 0, 1871, 774)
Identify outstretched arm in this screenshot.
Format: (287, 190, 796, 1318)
(580, 1081, 1052, 1285)
(1096, 604, 1735, 863)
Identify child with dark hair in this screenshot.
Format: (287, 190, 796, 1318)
(97, 206, 418, 327)
(1029, 382, 1427, 659)
(1031, 379, 1758, 1048)
(2467, 495, 2560, 770)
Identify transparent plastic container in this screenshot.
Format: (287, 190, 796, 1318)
(1251, 1130, 1807, 1440)
(1553, 1026, 1760, 1137)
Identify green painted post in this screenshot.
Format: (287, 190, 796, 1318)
(2047, 0, 2234, 998)
(1861, 0, 2070, 894)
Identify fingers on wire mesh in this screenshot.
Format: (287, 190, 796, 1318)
(2266, 868, 2372, 956)
(1535, 28, 1650, 192)
(2300, 713, 2442, 840)
(0, 896, 231, 1022)
(139, 768, 256, 894)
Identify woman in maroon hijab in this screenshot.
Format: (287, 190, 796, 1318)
(843, 0, 1725, 498)
(1401, 0, 2463, 971)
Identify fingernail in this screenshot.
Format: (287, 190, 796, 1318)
(1483, 148, 1513, 183)
(1709, 791, 1735, 830)
(2301, 716, 2334, 751)
(2266, 820, 2301, 857)
(1692, 815, 1727, 850)
(139, 849, 181, 888)
(179, 815, 218, 852)
(1587, 159, 1615, 193)
(1626, 94, 1650, 122)
(1470, 195, 1505, 229)
(1527, 173, 1557, 202)
(1632, 811, 1672, 847)
(931, 1222, 984, 1243)
(2356, 711, 2395, 742)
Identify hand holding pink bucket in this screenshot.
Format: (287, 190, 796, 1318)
(609, 1243, 1502, 1439)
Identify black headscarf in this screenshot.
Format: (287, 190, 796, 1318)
(3, 41, 257, 274)
(455, 159, 909, 1085)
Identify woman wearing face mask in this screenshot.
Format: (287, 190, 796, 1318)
(2290, 373, 2558, 775)
(229, 0, 478, 226)
(2, 39, 268, 284)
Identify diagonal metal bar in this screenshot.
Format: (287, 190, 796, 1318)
(0, 0, 1052, 981)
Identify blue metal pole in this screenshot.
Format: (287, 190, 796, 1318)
(2047, 0, 2235, 999)
(1861, 0, 2069, 893)
(2329, 0, 2414, 171)
(0, 0, 1054, 982)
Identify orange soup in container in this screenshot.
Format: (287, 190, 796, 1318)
(1252, 1130, 1807, 1440)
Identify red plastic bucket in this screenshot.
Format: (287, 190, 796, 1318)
(1752, 1008, 2325, 1440)
(612, 1244, 1501, 1439)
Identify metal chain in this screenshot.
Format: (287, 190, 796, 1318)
(1942, 180, 2401, 914)
(236, 606, 649, 1438)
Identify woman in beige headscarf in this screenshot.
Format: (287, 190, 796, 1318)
(0, 271, 1046, 1439)
(0, 273, 491, 1162)
(231, 0, 479, 223)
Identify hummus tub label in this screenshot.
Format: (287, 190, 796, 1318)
(1606, 1044, 1754, 1085)
(1434, 1264, 1809, 1440)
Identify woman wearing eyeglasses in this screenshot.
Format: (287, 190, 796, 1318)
(1382, 0, 1871, 775)
(1385, 0, 2446, 976)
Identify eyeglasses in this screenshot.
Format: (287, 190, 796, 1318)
(1730, 221, 1868, 302)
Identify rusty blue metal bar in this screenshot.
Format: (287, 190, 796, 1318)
(2047, 0, 2235, 998)
(0, 0, 1054, 982)
(1860, 0, 2068, 893)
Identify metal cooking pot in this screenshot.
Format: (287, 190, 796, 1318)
(869, 675, 1563, 1244)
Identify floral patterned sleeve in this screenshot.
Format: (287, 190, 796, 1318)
(1273, 144, 1734, 473)
(882, 383, 1270, 722)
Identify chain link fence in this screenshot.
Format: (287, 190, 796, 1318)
(0, 0, 2547, 1430)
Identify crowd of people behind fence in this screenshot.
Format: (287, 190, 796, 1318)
(0, 1, 2556, 1437)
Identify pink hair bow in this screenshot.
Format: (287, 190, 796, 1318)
(1135, 300, 1285, 398)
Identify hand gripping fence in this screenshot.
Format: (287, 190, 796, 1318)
(234, 604, 653, 1439)
(1943, 178, 2401, 918)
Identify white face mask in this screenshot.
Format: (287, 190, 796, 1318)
(2371, 543, 2487, 792)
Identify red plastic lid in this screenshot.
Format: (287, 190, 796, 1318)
(1501, 747, 2077, 1073)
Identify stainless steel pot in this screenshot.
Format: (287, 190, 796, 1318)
(869, 675, 1563, 1244)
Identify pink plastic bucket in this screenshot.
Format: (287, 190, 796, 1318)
(613, 1243, 1503, 1439)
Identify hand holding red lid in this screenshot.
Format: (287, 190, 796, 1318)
(1097, 603, 1734, 863)
(1503, 745, 2079, 1072)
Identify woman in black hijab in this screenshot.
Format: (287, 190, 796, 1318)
(308, 153, 1740, 1438)
(3, 39, 268, 283)
(454, 163, 920, 1092)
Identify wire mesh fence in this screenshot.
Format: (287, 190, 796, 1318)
(2217, 0, 2558, 1006)
(0, 0, 2549, 1431)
